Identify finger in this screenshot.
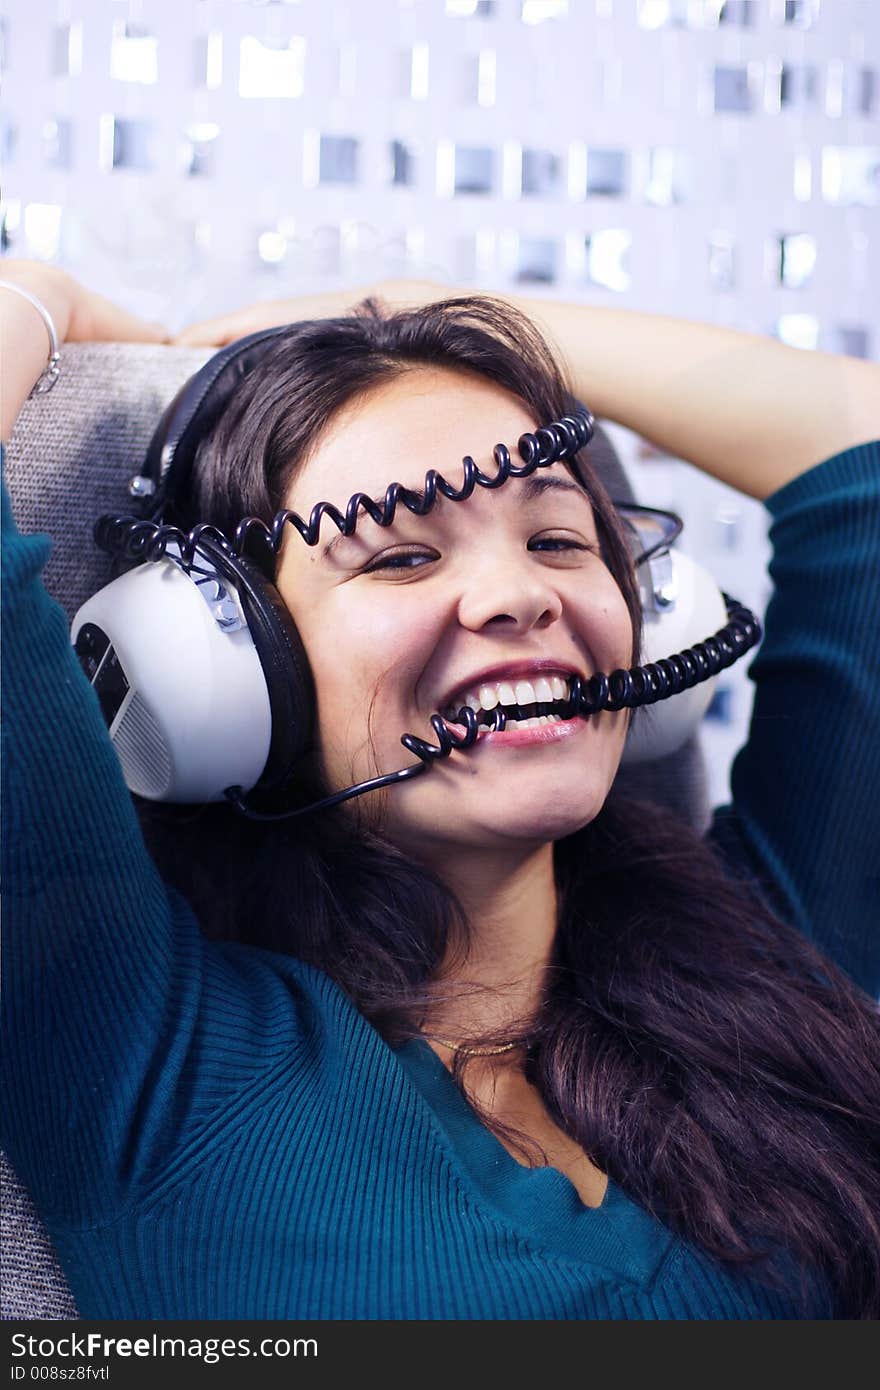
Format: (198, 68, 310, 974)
(176, 308, 279, 347)
(90, 309, 171, 344)
(174, 320, 241, 347)
(176, 288, 368, 346)
(70, 288, 172, 344)
(113, 316, 171, 344)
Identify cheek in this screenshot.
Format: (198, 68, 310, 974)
(300, 591, 441, 741)
(608, 587, 637, 664)
(571, 578, 635, 673)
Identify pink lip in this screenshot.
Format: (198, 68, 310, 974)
(437, 659, 584, 712)
(441, 713, 590, 749)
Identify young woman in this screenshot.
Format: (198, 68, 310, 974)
(2, 260, 879, 1320)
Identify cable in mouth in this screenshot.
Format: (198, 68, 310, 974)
(440, 697, 582, 732)
(440, 674, 583, 727)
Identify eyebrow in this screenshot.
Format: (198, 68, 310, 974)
(319, 473, 591, 560)
(521, 474, 588, 503)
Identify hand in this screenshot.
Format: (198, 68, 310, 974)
(0, 260, 170, 440)
(175, 287, 366, 347)
(175, 278, 454, 347)
(0, 259, 170, 345)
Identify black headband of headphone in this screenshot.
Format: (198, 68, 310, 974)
(140, 325, 293, 527)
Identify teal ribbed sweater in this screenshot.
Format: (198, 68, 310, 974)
(3, 441, 879, 1320)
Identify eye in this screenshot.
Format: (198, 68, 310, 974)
(528, 533, 601, 556)
(361, 546, 439, 574)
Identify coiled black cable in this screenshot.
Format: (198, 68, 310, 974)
(223, 706, 509, 820)
(397, 593, 759, 753)
(222, 586, 760, 822)
(567, 592, 761, 715)
(95, 410, 596, 570)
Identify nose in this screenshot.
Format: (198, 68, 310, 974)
(456, 552, 563, 634)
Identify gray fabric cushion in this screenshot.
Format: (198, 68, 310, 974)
(5, 343, 212, 620)
(0, 1152, 78, 1320)
(2, 342, 709, 1321)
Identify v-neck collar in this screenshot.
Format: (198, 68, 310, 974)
(393, 1037, 675, 1286)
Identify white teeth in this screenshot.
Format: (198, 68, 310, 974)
(534, 677, 555, 704)
(503, 713, 564, 730)
(443, 673, 575, 718)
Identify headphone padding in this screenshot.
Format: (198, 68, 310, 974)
(200, 540, 315, 790)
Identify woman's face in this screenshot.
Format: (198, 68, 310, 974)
(275, 367, 633, 860)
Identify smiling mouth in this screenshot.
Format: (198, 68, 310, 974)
(438, 675, 579, 731)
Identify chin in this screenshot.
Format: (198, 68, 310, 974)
(480, 803, 602, 846)
(391, 783, 608, 854)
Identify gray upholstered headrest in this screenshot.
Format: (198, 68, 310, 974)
(6, 343, 213, 615)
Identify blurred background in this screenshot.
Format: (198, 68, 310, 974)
(1, 0, 878, 806)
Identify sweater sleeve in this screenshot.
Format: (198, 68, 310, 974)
(707, 440, 880, 999)
(1, 470, 311, 1227)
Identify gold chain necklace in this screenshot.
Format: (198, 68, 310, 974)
(427, 1036, 520, 1058)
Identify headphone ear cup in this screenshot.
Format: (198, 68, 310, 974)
(223, 551, 315, 792)
(71, 558, 275, 804)
(622, 549, 729, 765)
(71, 543, 314, 804)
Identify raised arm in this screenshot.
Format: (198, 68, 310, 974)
(180, 277, 880, 499)
(1, 265, 310, 1228)
(492, 292, 880, 500)
(707, 441, 880, 997)
(0, 261, 169, 440)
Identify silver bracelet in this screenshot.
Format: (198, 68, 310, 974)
(0, 278, 62, 395)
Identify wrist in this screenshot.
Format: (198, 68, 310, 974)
(0, 261, 75, 343)
(0, 263, 77, 439)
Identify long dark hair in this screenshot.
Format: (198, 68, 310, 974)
(138, 296, 880, 1317)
